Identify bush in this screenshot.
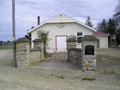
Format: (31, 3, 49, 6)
(44, 51, 48, 57)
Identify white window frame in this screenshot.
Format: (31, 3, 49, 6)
(76, 32, 83, 44)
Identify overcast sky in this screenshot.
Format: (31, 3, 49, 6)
(0, 0, 118, 41)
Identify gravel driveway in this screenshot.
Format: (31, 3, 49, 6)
(0, 49, 120, 90)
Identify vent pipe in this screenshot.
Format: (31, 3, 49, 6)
(38, 16, 40, 25)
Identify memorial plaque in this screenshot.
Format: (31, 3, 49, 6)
(85, 45, 94, 55)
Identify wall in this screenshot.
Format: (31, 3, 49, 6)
(29, 49, 42, 63)
(67, 42, 76, 50)
(68, 35, 97, 71)
(31, 22, 93, 52)
(16, 39, 44, 67)
(68, 48, 82, 69)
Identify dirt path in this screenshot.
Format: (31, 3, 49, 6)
(0, 49, 120, 90)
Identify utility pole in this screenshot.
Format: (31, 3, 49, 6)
(12, 0, 17, 67)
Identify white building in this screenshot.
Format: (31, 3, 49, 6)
(28, 14, 109, 52)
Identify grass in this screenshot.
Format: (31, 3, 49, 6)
(57, 75, 65, 79)
(103, 70, 115, 75)
(28, 62, 38, 66)
(0, 46, 12, 49)
(28, 61, 44, 66)
(82, 77, 96, 81)
(28, 62, 36, 66)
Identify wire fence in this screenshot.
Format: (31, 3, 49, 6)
(0, 42, 13, 49)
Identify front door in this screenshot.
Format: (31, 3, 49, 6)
(56, 35, 67, 52)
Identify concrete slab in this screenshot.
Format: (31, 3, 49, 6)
(29, 60, 81, 70)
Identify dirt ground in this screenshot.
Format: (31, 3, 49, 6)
(0, 48, 120, 90)
(97, 48, 120, 74)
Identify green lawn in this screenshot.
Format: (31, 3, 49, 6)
(0, 46, 13, 49)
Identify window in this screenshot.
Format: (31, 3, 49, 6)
(77, 32, 83, 43)
(77, 32, 82, 36)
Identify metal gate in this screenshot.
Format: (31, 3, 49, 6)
(45, 51, 67, 61)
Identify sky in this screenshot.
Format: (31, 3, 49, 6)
(0, 0, 118, 41)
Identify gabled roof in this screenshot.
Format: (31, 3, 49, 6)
(93, 31, 109, 36)
(28, 13, 96, 33)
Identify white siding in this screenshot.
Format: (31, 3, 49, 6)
(31, 23, 93, 51)
(46, 14, 76, 23)
(95, 36, 108, 48)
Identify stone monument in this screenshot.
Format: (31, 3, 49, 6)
(81, 35, 98, 71)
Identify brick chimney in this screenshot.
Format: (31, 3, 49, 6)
(37, 16, 40, 25)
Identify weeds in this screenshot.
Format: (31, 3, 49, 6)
(29, 62, 36, 66)
(82, 77, 96, 81)
(44, 52, 48, 57)
(103, 70, 115, 75)
(50, 74, 53, 76)
(57, 75, 64, 79)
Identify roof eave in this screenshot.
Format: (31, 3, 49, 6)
(28, 14, 96, 33)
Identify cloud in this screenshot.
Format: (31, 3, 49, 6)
(0, 0, 118, 41)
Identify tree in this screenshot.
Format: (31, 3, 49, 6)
(67, 35, 76, 42)
(107, 18, 117, 35)
(114, 0, 120, 13)
(31, 26, 35, 29)
(24, 26, 34, 40)
(37, 29, 50, 52)
(116, 28, 120, 44)
(0, 41, 3, 46)
(85, 16, 93, 27)
(107, 18, 117, 46)
(113, 0, 120, 45)
(25, 33, 31, 40)
(97, 19, 108, 33)
(113, 0, 120, 27)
